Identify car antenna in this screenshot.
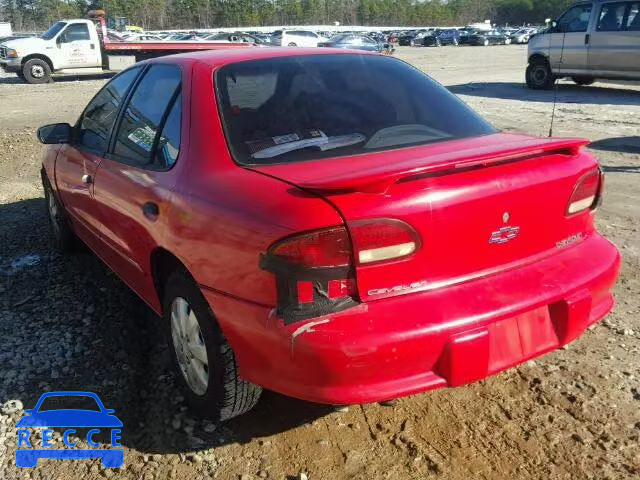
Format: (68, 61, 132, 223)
(549, 28, 568, 137)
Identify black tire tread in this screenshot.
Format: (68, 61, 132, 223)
(164, 270, 262, 421)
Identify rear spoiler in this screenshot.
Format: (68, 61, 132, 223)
(297, 137, 590, 194)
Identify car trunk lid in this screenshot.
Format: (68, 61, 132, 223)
(252, 133, 599, 302)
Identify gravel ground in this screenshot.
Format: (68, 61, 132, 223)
(0, 45, 639, 480)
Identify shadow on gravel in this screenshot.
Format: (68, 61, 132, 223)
(589, 136, 640, 156)
(447, 81, 640, 105)
(0, 198, 332, 456)
(0, 73, 115, 85)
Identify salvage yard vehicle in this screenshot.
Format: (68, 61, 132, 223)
(527, 0, 640, 89)
(0, 11, 252, 84)
(468, 30, 511, 46)
(38, 47, 620, 421)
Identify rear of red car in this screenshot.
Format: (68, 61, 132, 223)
(208, 51, 620, 404)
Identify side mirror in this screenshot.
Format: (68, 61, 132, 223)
(37, 123, 72, 144)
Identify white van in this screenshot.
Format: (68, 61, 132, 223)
(527, 0, 640, 89)
(271, 30, 328, 47)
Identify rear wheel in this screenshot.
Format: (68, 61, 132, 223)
(526, 58, 555, 90)
(22, 58, 51, 84)
(572, 76, 595, 86)
(164, 270, 262, 421)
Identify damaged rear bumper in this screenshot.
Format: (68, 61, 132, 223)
(202, 233, 620, 405)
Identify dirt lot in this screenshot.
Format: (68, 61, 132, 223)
(0, 45, 638, 480)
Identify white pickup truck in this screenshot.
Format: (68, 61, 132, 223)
(0, 14, 253, 84)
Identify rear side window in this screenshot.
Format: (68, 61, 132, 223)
(112, 64, 181, 169)
(626, 3, 640, 29)
(597, 3, 627, 31)
(78, 67, 141, 153)
(215, 54, 496, 165)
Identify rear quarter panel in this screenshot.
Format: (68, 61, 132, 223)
(163, 60, 344, 307)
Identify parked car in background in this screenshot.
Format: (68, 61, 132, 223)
(527, 0, 640, 89)
(121, 33, 164, 42)
(318, 34, 385, 52)
(38, 47, 619, 421)
(458, 29, 478, 45)
(398, 31, 419, 46)
(436, 29, 461, 46)
(271, 30, 328, 47)
(511, 27, 538, 44)
(203, 32, 264, 44)
(469, 30, 511, 46)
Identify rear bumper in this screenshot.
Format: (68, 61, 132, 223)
(204, 233, 620, 405)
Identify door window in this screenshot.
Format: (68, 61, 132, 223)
(597, 3, 627, 31)
(77, 67, 142, 154)
(557, 4, 593, 32)
(61, 23, 90, 42)
(112, 64, 182, 169)
(626, 3, 640, 29)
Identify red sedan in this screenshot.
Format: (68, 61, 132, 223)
(39, 48, 620, 421)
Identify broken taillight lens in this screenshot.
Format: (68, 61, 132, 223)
(567, 168, 602, 215)
(261, 226, 357, 324)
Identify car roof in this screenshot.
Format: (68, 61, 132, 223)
(152, 47, 378, 69)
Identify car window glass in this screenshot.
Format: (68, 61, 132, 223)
(113, 64, 181, 168)
(154, 93, 182, 168)
(62, 23, 90, 42)
(78, 67, 141, 153)
(597, 3, 627, 31)
(557, 4, 593, 32)
(627, 3, 640, 29)
(216, 55, 496, 165)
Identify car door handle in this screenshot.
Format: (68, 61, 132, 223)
(90, 43, 95, 50)
(81, 174, 92, 185)
(585, 34, 590, 45)
(142, 202, 159, 220)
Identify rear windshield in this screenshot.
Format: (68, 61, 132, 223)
(215, 54, 497, 165)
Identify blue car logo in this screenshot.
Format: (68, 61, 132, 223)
(15, 391, 123, 468)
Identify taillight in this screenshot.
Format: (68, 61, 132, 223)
(350, 219, 420, 265)
(268, 227, 350, 268)
(261, 220, 420, 324)
(566, 168, 602, 215)
(260, 226, 357, 324)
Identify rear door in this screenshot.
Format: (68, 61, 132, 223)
(588, 1, 640, 75)
(57, 22, 101, 68)
(90, 64, 184, 294)
(55, 67, 142, 248)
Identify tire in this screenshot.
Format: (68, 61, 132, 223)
(22, 58, 51, 84)
(572, 76, 595, 86)
(526, 58, 555, 90)
(287, 42, 297, 47)
(163, 270, 262, 421)
(42, 174, 76, 252)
